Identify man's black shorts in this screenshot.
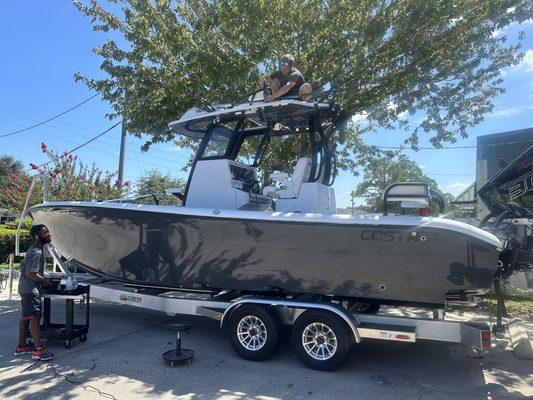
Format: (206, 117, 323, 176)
(20, 289, 42, 320)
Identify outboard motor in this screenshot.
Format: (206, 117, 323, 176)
(478, 145, 533, 278)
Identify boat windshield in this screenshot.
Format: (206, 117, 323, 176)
(236, 133, 270, 167)
(198, 124, 234, 158)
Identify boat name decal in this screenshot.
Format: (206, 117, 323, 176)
(119, 293, 143, 303)
(360, 230, 419, 242)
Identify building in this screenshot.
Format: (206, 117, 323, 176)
(452, 127, 533, 217)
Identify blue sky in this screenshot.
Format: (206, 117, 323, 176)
(1, 2, 532, 208)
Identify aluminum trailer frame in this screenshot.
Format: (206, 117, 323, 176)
(84, 280, 491, 350)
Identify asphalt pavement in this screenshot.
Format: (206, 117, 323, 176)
(0, 292, 531, 400)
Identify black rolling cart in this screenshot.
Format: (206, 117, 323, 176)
(39, 282, 91, 348)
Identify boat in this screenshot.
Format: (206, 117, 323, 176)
(30, 94, 505, 308)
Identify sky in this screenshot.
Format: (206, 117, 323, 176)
(0, 2, 532, 208)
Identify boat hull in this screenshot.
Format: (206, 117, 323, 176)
(31, 203, 501, 307)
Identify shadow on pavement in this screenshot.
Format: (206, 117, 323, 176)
(0, 298, 531, 400)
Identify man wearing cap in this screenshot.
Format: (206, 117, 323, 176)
(259, 54, 312, 101)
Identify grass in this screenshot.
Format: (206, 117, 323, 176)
(0, 262, 53, 271)
(0, 263, 19, 270)
(476, 294, 533, 318)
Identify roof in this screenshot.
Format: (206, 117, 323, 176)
(168, 100, 332, 140)
(450, 182, 477, 205)
(477, 126, 533, 145)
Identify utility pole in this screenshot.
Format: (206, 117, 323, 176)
(118, 120, 126, 184)
(350, 191, 355, 215)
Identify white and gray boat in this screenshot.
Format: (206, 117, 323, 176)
(31, 96, 506, 308)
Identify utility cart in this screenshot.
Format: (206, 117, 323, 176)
(39, 283, 90, 349)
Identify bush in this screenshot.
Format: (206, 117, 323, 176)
(0, 227, 31, 264)
(2, 217, 33, 230)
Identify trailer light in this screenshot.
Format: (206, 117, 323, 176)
(481, 330, 491, 348)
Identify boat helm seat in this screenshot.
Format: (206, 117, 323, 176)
(263, 157, 311, 199)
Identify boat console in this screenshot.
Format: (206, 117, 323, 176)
(169, 99, 343, 214)
(186, 159, 271, 210)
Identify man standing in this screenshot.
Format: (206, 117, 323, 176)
(259, 54, 312, 101)
(15, 224, 54, 361)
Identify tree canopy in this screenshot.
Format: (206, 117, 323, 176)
(0, 155, 23, 178)
(135, 169, 184, 204)
(353, 153, 440, 212)
(74, 0, 531, 174)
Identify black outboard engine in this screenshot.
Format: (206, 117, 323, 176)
(478, 145, 533, 280)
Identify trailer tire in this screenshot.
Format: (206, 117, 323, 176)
(228, 304, 280, 361)
(292, 310, 353, 371)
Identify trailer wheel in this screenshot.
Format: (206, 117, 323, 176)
(228, 304, 280, 361)
(292, 310, 353, 371)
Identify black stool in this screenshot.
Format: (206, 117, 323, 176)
(162, 323, 194, 367)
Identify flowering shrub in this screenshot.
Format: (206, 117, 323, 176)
(32, 143, 131, 202)
(0, 144, 130, 213)
(0, 171, 41, 215)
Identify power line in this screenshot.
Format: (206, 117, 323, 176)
(25, 121, 121, 172)
(0, 93, 99, 138)
(0, 103, 191, 160)
(23, 127, 181, 174)
(368, 138, 533, 150)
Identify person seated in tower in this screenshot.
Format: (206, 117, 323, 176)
(259, 54, 312, 101)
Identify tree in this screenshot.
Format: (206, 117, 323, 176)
(74, 0, 530, 170)
(73, 1, 532, 190)
(354, 153, 440, 212)
(135, 169, 185, 205)
(0, 155, 36, 215)
(0, 155, 23, 178)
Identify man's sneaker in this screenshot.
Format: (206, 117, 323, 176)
(32, 346, 54, 361)
(14, 344, 34, 356)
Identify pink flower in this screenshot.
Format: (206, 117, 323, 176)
(29, 163, 38, 170)
(41, 142, 48, 153)
(124, 181, 131, 187)
(114, 180, 122, 188)
(77, 175, 85, 182)
(8, 172, 19, 179)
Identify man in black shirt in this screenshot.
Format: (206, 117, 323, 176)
(15, 224, 54, 361)
(259, 54, 311, 101)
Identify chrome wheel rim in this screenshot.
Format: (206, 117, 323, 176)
(237, 315, 267, 351)
(302, 322, 337, 360)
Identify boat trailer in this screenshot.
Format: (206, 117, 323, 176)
(78, 280, 491, 371)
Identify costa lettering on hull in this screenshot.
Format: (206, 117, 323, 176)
(360, 230, 419, 243)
